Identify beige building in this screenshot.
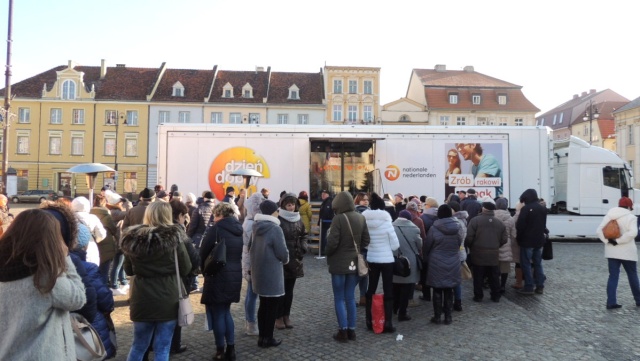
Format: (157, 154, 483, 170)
(379, 98, 428, 124)
(324, 66, 380, 124)
(614, 96, 640, 187)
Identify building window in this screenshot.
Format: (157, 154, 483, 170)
(18, 108, 30, 123)
(456, 116, 466, 126)
(553, 114, 557, 125)
(62, 79, 76, 100)
(104, 134, 116, 156)
(224, 89, 232, 98)
(211, 112, 222, 123)
(178, 111, 190, 123)
(498, 94, 507, 105)
(364, 80, 373, 94)
(333, 79, 342, 94)
(125, 137, 137, 157)
(333, 105, 342, 121)
(515, 118, 523, 126)
(629, 160, 634, 175)
(71, 133, 84, 155)
(249, 113, 260, 124)
(298, 114, 309, 124)
(288, 85, 300, 100)
(449, 94, 458, 104)
(49, 135, 62, 155)
(50, 108, 62, 124)
(349, 80, 357, 94)
(277, 114, 288, 124)
(472, 94, 481, 104)
(123, 172, 138, 193)
(72, 109, 85, 124)
(229, 112, 242, 124)
(17, 133, 29, 154)
(127, 111, 138, 126)
(440, 116, 450, 125)
(399, 115, 410, 122)
(348, 105, 357, 122)
(540, 118, 545, 126)
(559, 113, 564, 123)
(499, 117, 508, 126)
(242, 83, 253, 98)
(477, 117, 488, 126)
(105, 110, 117, 125)
(628, 125, 634, 145)
(364, 105, 373, 122)
(584, 124, 589, 136)
(172, 82, 184, 97)
(159, 111, 170, 123)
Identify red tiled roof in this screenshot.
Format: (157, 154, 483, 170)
(413, 68, 519, 88)
(267, 71, 324, 104)
(424, 88, 539, 112)
(598, 119, 616, 139)
(151, 68, 215, 102)
(208, 70, 270, 103)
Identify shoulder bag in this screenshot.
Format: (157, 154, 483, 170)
(390, 233, 411, 277)
(203, 227, 227, 276)
(343, 214, 368, 277)
(397, 226, 422, 270)
(174, 248, 194, 327)
(71, 312, 106, 361)
(461, 261, 472, 280)
(603, 219, 621, 239)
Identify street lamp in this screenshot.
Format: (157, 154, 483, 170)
(67, 163, 115, 207)
(583, 100, 600, 145)
(113, 112, 127, 191)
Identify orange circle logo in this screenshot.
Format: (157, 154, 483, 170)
(208, 147, 270, 200)
(384, 165, 400, 181)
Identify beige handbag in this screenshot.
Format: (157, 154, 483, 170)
(174, 248, 194, 327)
(461, 261, 472, 280)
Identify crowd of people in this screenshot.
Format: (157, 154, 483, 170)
(2, 181, 639, 360)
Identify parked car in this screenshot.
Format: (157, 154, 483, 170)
(10, 190, 57, 203)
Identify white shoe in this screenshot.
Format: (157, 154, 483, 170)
(121, 284, 130, 291)
(245, 321, 259, 336)
(111, 288, 127, 296)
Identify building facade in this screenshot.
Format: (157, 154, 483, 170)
(324, 66, 380, 124)
(614, 96, 640, 187)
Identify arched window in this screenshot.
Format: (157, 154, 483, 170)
(62, 80, 76, 100)
(399, 115, 410, 122)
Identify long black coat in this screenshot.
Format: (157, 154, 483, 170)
(516, 188, 548, 248)
(200, 216, 243, 305)
(279, 213, 308, 279)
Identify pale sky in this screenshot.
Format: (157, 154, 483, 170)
(1, 0, 638, 115)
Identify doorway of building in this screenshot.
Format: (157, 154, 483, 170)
(309, 140, 375, 202)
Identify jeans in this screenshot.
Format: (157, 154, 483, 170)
(331, 273, 359, 329)
(110, 252, 128, 288)
(206, 303, 235, 348)
(607, 258, 640, 306)
(98, 259, 112, 286)
(454, 284, 462, 301)
(358, 274, 368, 297)
(127, 320, 176, 361)
(244, 280, 258, 323)
(520, 247, 545, 291)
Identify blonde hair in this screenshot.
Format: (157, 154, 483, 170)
(143, 201, 173, 226)
(214, 202, 237, 218)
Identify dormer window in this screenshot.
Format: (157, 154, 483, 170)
(497, 94, 507, 105)
(242, 83, 253, 98)
(62, 80, 76, 100)
(399, 115, 410, 122)
(172, 81, 185, 97)
(472, 94, 481, 105)
(449, 93, 458, 104)
(222, 83, 234, 98)
(288, 84, 300, 100)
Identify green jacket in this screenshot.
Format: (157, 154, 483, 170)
(90, 206, 119, 264)
(326, 192, 370, 274)
(122, 224, 192, 322)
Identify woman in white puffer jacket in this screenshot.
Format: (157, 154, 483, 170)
(363, 192, 399, 334)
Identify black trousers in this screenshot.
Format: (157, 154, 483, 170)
(472, 264, 501, 299)
(392, 283, 413, 316)
(366, 262, 394, 300)
(258, 296, 280, 340)
(276, 278, 297, 318)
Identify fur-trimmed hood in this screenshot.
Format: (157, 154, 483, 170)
(244, 193, 265, 220)
(121, 224, 186, 258)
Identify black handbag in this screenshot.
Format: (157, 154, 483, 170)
(203, 228, 226, 276)
(542, 234, 553, 260)
(397, 226, 422, 270)
(393, 253, 411, 277)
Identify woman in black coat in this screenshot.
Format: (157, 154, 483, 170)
(200, 203, 244, 361)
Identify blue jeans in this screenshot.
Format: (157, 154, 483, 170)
(331, 273, 359, 329)
(520, 247, 545, 292)
(206, 303, 235, 348)
(127, 320, 176, 361)
(358, 274, 368, 297)
(98, 259, 112, 286)
(110, 253, 128, 288)
(244, 280, 258, 323)
(607, 258, 640, 306)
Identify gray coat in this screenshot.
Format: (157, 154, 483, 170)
(465, 210, 507, 266)
(250, 214, 289, 297)
(392, 218, 422, 284)
(424, 217, 463, 288)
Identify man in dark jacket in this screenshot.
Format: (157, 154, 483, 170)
(516, 188, 548, 295)
(419, 197, 438, 301)
(461, 188, 482, 222)
(465, 197, 507, 302)
(222, 186, 236, 203)
(318, 190, 335, 256)
(122, 188, 155, 229)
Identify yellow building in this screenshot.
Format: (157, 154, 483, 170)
(614, 96, 640, 187)
(324, 66, 380, 124)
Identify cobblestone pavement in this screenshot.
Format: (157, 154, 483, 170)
(108, 242, 640, 361)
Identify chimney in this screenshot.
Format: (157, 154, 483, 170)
(463, 65, 474, 72)
(589, 89, 596, 94)
(116, 64, 126, 68)
(67, 60, 75, 69)
(256, 66, 264, 72)
(573, 94, 579, 99)
(581, 91, 587, 97)
(435, 64, 446, 72)
(100, 59, 107, 79)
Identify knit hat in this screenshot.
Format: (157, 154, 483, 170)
(394, 193, 404, 200)
(298, 191, 309, 201)
(203, 191, 214, 200)
(481, 196, 496, 210)
(406, 200, 419, 212)
(437, 204, 453, 218)
(260, 200, 279, 215)
(495, 197, 509, 210)
(140, 188, 155, 199)
(105, 190, 123, 205)
(76, 223, 92, 250)
(71, 197, 90, 213)
(170, 184, 179, 193)
(398, 210, 413, 220)
(370, 193, 386, 211)
(619, 196, 633, 210)
(448, 200, 461, 212)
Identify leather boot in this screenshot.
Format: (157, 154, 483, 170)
(346, 329, 356, 341)
(511, 268, 523, 289)
(453, 299, 463, 312)
(213, 346, 225, 360)
(225, 344, 236, 361)
(500, 273, 508, 293)
(274, 317, 286, 330)
(365, 296, 373, 331)
(333, 329, 348, 343)
(358, 296, 366, 307)
(421, 286, 432, 301)
(430, 289, 442, 324)
(443, 289, 453, 325)
(383, 298, 396, 333)
(283, 315, 294, 329)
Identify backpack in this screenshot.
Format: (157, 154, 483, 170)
(602, 219, 621, 239)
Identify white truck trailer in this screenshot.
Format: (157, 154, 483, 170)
(157, 124, 636, 238)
